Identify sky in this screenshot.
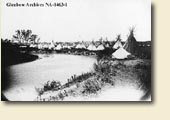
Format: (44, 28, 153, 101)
(0, 0, 151, 42)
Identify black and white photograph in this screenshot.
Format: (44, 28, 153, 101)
(1, 0, 151, 101)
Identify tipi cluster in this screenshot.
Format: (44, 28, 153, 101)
(112, 29, 138, 59)
(6, 28, 139, 60)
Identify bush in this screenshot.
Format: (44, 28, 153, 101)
(35, 87, 44, 96)
(93, 61, 115, 85)
(58, 92, 64, 100)
(35, 80, 62, 96)
(82, 79, 101, 94)
(43, 80, 61, 91)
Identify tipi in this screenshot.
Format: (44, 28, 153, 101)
(48, 42, 55, 49)
(123, 28, 138, 55)
(96, 44, 105, 50)
(87, 43, 97, 51)
(112, 47, 131, 59)
(113, 35, 123, 49)
(76, 43, 86, 49)
(55, 44, 62, 50)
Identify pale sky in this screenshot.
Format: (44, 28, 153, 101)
(1, 0, 151, 42)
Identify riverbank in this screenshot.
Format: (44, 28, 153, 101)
(1, 42, 39, 98)
(1, 42, 39, 67)
(35, 58, 151, 101)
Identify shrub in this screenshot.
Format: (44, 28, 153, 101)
(35, 87, 44, 96)
(58, 92, 64, 100)
(93, 61, 115, 85)
(35, 80, 62, 96)
(82, 79, 101, 95)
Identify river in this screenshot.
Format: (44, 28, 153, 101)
(3, 54, 97, 101)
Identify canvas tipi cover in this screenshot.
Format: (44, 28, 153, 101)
(76, 44, 86, 49)
(55, 44, 62, 50)
(96, 44, 105, 50)
(113, 39, 123, 49)
(123, 29, 138, 55)
(87, 44, 97, 51)
(112, 47, 131, 59)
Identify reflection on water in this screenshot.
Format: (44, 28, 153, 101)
(3, 54, 97, 101)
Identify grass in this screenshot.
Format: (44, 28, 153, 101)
(134, 62, 151, 90)
(35, 59, 117, 100)
(35, 80, 62, 96)
(81, 78, 102, 95)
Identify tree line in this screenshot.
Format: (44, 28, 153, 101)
(12, 29, 40, 44)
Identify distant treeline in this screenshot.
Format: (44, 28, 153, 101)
(1, 41, 38, 67)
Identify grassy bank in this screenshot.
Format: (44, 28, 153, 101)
(35, 58, 151, 101)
